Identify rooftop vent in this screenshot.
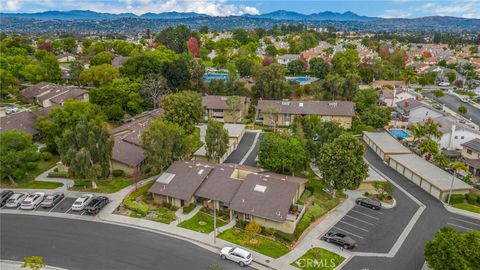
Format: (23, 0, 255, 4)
(328, 102, 338, 107)
(220, 96, 228, 101)
(299, 102, 304, 107)
(254, 184, 267, 193)
(198, 169, 204, 175)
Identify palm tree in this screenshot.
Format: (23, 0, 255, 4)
(419, 138, 439, 156)
(425, 122, 442, 140)
(410, 123, 427, 143)
(447, 161, 468, 204)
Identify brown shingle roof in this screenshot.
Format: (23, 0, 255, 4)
(20, 82, 57, 100)
(257, 100, 355, 117)
(0, 111, 38, 136)
(194, 164, 245, 203)
(202, 95, 249, 110)
(49, 88, 87, 105)
(111, 137, 146, 167)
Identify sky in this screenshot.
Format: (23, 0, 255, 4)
(1, 0, 479, 18)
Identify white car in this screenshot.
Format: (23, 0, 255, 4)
(20, 192, 45, 210)
(460, 96, 470, 103)
(71, 194, 94, 211)
(4, 193, 27, 208)
(220, 247, 252, 267)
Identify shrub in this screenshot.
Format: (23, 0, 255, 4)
(39, 147, 49, 153)
(274, 230, 296, 243)
(41, 152, 52, 161)
(448, 194, 465, 204)
(31, 152, 42, 162)
(183, 203, 196, 214)
(363, 191, 370, 196)
(245, 221, 262, 239)
(386, 195, 393, 200)
(297, 190, 312, 205)
(264, 227, 276, 237)
(236, 220, 248, 229)
(112, 169, 125, 177)
(47, 171, 68, 178)
(25, 162, 37, 170)
(123, 198, 149, 216)
(467, 194, 478, 205)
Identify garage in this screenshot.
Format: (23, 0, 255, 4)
(363, 132, 411, 162)
(389, 153, 472, 201)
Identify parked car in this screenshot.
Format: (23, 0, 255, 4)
(5, 193, 27, 208)
(71, 194, 94, 211)
(85, 196, 109, 214)
(321, 231, 356, 249)
(220, 247, 253, 267)
(460, 96, 470, 103)
(20, 192, 45, 210)
(40, 193, 65, 208)
(0, 190, 14, 207)
(355, 197, 382, 210)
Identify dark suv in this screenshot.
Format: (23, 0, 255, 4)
(85, 196, 109, 214)
(321, 231, 356, 249)
(355, 197, 382, 210)
(0, 190, 14, 207)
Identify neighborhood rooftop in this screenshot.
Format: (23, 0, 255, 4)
(363, 131, 411, 154)
(257, 100, 355, 117)
(462, 138, 480, 153)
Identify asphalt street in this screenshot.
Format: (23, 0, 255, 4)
(423, 92, 480, 125)
(342, 146, 480, 270)
(0, 214, 249, 270)
(224, 131, 260, 167)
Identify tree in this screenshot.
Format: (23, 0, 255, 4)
(252, 64, 290, 99)
(419, 138, 440, 156)
(0, 68, 19, 97)
(257, 133, 308, 174)
(56, 119, 113, 180)
(265, 45, 277, 57)
(225, 96, 242, 124)
(62, 37, 77, 53)
(424, 226, 480, 270)
(433, 153, 450, 169)
(161, 91, 203, 134)
(445, 71, 456, 84)
(232, 28, 250, 45)
(360, 106, 392, 128)
(245, 221, 262, 240)
(235, 56, 256, 77)
(458, 105, 468, 115)
(354, 88, 378, 112)
(309, 58, 329, 79)
(187, 36, 200, 57)
(205, 120, 229, 163)
(0, 130, 40, 185)
(322, 74, 345, 101)
(21, 256, 45, 270)
(161, 58, 192, 90)
(156, 25, 197, 53)
(79, 64, 119, 87)
(190, 58, 205, 91)
(90, 51, 114, 66)
(372, 181, 394, 199)
(287, 59, 304, 75)
(331, 48, 359, 76)
(316, 134, 368, 197)
(141, 73, 169, 109)
(120, 48, 177, 79)
(68, 60, 84, 86)
(141, 120, 195, 174)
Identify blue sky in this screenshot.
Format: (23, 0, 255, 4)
(1, 0, 479, 18)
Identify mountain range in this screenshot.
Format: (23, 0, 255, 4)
(1, 9, 380, 21)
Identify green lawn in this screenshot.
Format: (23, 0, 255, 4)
(291, 248, 345, 270)
(149, 207, 176, 224)
(71, 177, 133, 193)
(178, 211, 227, 233)
(452, 203, 480, 214)
(0, 156, 62, 189)
(218, 228, 290, 258)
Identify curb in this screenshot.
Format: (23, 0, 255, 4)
(381, 198, 397, 209)
(442, 203, 480, 220)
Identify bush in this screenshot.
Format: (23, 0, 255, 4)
(448, 194, 465, 204)
(123, 198, 149, 216)
(467, 194, 478, 205)
(112, 169, 125, 177)
(363, 191, 370, 196)
(236, 220, 248, 229)
(274, 230, 296, 243)
(183, 203, 196, 214)
(39, 147, 49, 153)
(31, 152, 42, 162)
(264, 227, 276, 237)
(297, 190, 311, 205)
(41, 152, 52, 161)
(25, 162, 37, 170)
(47, 171, 68, 178)
(386, 195, 393, 200)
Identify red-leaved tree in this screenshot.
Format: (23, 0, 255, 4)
(187, 37, 200, 57)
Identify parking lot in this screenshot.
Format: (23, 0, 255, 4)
(446, 216, 480, 233)
(1, 196, 104, 216)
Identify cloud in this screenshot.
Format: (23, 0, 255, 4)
(419, 1, 480, 18)
(2, 0, 22, 11)
(380, 9, 410, 18)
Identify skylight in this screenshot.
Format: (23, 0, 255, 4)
(254, 184, 267, 193)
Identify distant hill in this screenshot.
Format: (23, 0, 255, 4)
(249, 10, 379, 22)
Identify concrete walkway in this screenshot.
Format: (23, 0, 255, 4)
(0, 260, 66, 270)
(35, 167, 74, 192)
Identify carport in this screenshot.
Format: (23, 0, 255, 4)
(388, 153, 472, 201)
(363, 132, 411, 162)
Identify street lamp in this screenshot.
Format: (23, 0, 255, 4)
(447, 170, 456, 205)
(208, 199, 217, 244)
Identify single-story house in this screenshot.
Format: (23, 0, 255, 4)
(20, 82, 88, 107)
(363, 131, 412, 162)
(461, 138, 480, 177)
(203, 95, 250, 123)
(57, 53, 77, 63)
(149, 161, 307, 233)
(277, 54, 299, 66)
(0, 107, 54, 137)
(379, 89, 417, 108)
(388, 153, 472, 201)
(256, 100, 355, 129)
(395, 98, 444, 123)
(110, 108, 164, 174)
(371, 80, 406, 90)
(430, 116, 480, 150)
(193, 123, 246, 163)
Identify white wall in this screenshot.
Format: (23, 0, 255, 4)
(440, 129, 480, 150)
(409, 107, 443, 123)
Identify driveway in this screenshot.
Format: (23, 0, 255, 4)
(423, 92, 480, 125)
(225, 131, 261, 167)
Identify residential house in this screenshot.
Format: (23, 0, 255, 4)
(110, 108, 164, 174)
(193, 123, 246, 163)
(395, 98, 444, 123)
(111, 55, 129, 68)
(461, 138, 480, 177)
(0, 107, 54, 138)
(277, 54, 299, 66)
(256, 100, 356, 129)
(371, 80, 406, 90)
(57, 53, 77, 63)
(379, 89, 417, 108)
(20, 82, 88, 107)
(202, 95, 250, 123)
(430, 116, 480, 151)
(149, 161, 307, 233)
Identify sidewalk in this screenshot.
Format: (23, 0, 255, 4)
(0, 260, 66, 270)
(35, 167, 74, 192)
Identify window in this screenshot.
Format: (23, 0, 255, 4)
(244, 214, 251, 221)
(467, 149, 473, 154)
(454, 136, 458, 139)
(461, 136, 464, 139)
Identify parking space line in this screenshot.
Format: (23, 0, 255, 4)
(345, 215, 375, 226)
(450, 217, 480, 227)
(332, 226, 365, 239)
(354, 205, 384, 215)
(447, 222, 473, 231)
(339, 220, 369, 232)
(350, 209, 380, 220)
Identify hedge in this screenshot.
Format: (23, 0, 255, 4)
(48, 171, 69, 178)
(123, 198, 149, 216)
(448, 194, 465, 204)
(112, 169, 125, 177)
(467, 194, 478, 205)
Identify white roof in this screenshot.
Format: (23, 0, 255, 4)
(363, 132, 412, 154)
(390, 154, 472, 191)
(156, 172, 176, 185)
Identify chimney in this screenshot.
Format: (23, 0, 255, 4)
(449, 124, 456, 150)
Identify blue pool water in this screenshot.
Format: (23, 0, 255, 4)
(203, 73, 229, 83)
(286, 77, 315, 85)
(390, 129, 409, 140)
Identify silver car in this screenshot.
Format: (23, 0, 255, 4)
(5, 193, 27, 208)
(220, 247, 252, 267)
(20, 192, 45, 210)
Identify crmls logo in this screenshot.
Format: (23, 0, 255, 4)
(295, 258, 337, 268)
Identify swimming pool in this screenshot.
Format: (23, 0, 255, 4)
(389, 129, 409, 140)
(286, 76, 316, 85)
(203, 73, 229, 83)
